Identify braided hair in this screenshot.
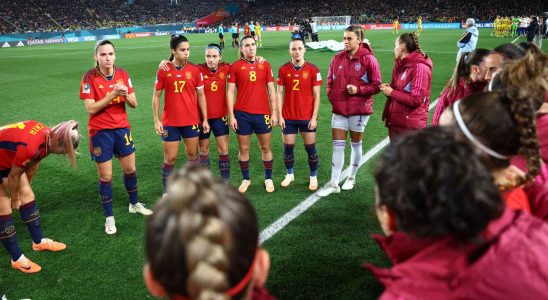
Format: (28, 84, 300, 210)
(489, 52, 548, 184)
(456, 91, 540, 188)
(398, 32, 427, 58)
(145, 164, 258, 300)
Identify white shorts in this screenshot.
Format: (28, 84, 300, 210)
(331, 114, 369, 132)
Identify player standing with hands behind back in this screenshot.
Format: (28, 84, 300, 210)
(277, 38, 322, 191)
(81, 40, 152, 236)
(227, 36, 278, 193)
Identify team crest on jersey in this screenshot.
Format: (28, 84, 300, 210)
(186, 72, 192, 79)
(93, 147, 102, 157)
(241, 66, 246, 70)
(219, 72, 225, 79)
(400, 71, 407, 80)
(354, 63, 361, 72)
(98, 84, 104, 89)
(302, 71, 309, 79)
(204, 75, 209, 79)
(167, 73, 172, 77)
(258, 63, 264, 70)
(117, 79, 124, 85)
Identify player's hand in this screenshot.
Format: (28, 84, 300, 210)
(114, 83, 128, 96)
(279, 116, 286, 130)
(256, 56, 266, 63)
(379, 83, 393, 96)
(270, 114, 278, 127)
(159, 60, 171, 71)
(154, 120, 164, 136)
(346, 84, 358, 95)
(202, 120, 210, 134)
(11, 194, 21, 210)
(230, 116, 238, 132)
(308, 118, 317, 130)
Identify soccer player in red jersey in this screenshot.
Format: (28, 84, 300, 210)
(81, 40, 152, 236)
(277, 38, 322, 191)
(196, 43, 231, 182)
(0, 120, 78, 273)
(244, 22, 251, 36)
(227, 36, 277, 193)
(153, 35, 209, 195)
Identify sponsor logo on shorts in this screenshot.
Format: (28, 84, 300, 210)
(93, 147, 102, 157)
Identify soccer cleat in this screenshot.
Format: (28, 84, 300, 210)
(317, 182, 341, 197)
(238, 180, 251, 193)
(32, 238, 66, 252)
(280, 174, 295, 187)
(265, 179, 275, 193)
(11, 255, 41, 274)
(105, 216, 117, 235)
(129, 203, 153, 215)
(341, 177, 356, 191)
(309, 176, 318, 191)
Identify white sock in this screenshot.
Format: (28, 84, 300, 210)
(330, 140, 346, 184)
(350, 141, 362, 178)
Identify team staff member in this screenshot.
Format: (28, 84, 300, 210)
(318, 25, 381, 197)
(277, 38, 322, 191)
(0, 120, 78, 273)
(81, 40, 152, 236)
(380, 32, 432, 139)
(153, 35, 209, 196)
(227, 36, 277, 193)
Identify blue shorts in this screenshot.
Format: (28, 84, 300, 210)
(235, 111, 272, 135)
(90, 128, 135, 163)
(200, 117, 229, 140)
(0, 169, 9, 179)
(162, 125, 200, 142)
(282, 120, 316, 135)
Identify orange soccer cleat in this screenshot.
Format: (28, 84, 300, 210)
(32, 238, 67, 252)
(11, 255, 42, 273)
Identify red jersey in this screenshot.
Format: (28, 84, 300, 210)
(198, 63, 230, 119)
(228, 59, 275, 115)
(244, 25, 251, 36)
(277, 61, 322, 120)
(0, 120, 50, 170)
(155, 63, 204, 126)
(80, 67, 134, 135)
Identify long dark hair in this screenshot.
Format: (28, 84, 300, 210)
(445, 48, 491, 93)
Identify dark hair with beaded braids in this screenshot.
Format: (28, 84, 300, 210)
(145, 164, 258, 300)
(455, 91, 540, 188)
(398, 32, 427, 58)
(489, 52, 548, 185)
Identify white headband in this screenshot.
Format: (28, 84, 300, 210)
(453, 101, 510, 160)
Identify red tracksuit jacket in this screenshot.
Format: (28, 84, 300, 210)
(382, 51, 433, 132)
(326, 43, 381, 117)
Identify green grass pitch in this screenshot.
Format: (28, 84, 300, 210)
(0, 28, 517, 299)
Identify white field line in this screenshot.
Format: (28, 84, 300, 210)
(259, 98, 440, 244)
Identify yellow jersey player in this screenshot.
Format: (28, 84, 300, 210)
(417, 16, 423, 34)
(492, 16, 499, 37)
(393, 19, 399, 34)
(255, 22, 262, 47)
